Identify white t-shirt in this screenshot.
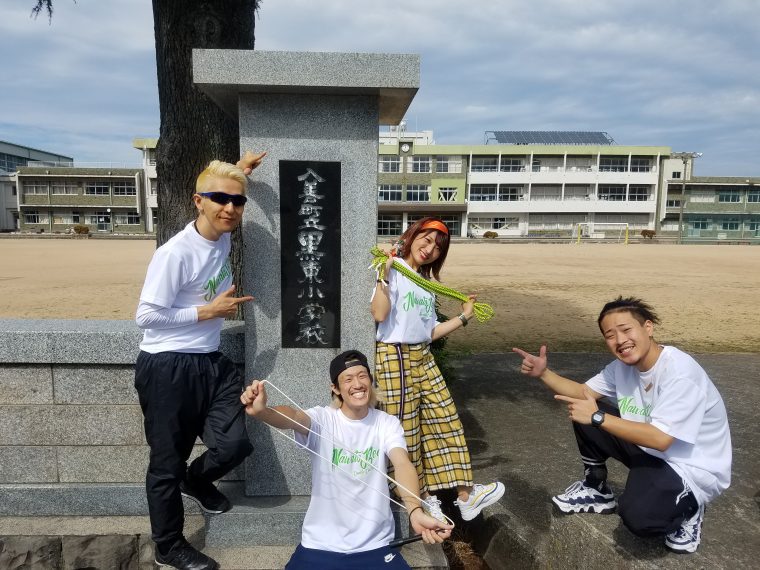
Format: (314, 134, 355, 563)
(586, 346, 731, 505)
(375, 258, 438, 344)
(295, 406, 407, 553)
(138, 221, 232, 353)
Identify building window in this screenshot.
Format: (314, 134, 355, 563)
(438, 187, 458, 202)
(24, 210, 47, 224)
(469, 184, 497, 201)
(747, 220, 760, 232)
(599, 157, 628, 172)
(408, 214, 460, 236)
(471, 157, 498, 172)
(500, 158, 524, 172)
(499, 186, 521, 201)
(51, 182, 78, 195)
(748, 190, 760, 203)
(379, 156, 400, 173)
(72, 212, 80, 224)
(630, 158, 652, 172)
(672, 172, 681, 179)
(378, 184, 402, 202)
(115, 212, 141, 225)
(721, 219, 740, 231)
(24, 181, 48, 195)
(690, 191, 714, 203)
(598, 185, 626, 201)
(406, 185, 430, 202)
(11, 186, 17, 196)
(717, 190, 741, 203)
(409, 156, 431, 173)
(691, 218, 710, 230)
(666, 199, 681, 208)
(378, 214, 402, 236)
(85, 182, 110, 196)
(469, 217, 515, 230)
(435, 156, 462, 173)
(113, 181, 137, 196)
(628, 186, 650, 201)
(150, 179, 158, 195)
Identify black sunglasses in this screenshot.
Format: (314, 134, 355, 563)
(198, 191, 248, 207)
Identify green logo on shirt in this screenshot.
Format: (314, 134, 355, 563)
(402, 291, 434, 317)
(203, 259, 232, 301)
(332, 446, 379, 476)
(618, 396, 652, 418)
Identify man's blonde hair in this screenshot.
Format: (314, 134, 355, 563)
(196, 160, 247, 195)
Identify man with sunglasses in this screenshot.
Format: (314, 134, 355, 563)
(135, 151, 265, 570)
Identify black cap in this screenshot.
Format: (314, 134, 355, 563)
(329, 350, 371, 384)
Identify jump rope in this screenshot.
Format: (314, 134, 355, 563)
(252, 379, 456, 548)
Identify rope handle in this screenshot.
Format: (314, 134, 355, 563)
(369, 246, 495, 323)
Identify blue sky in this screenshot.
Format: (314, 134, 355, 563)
(2, 0, 758, 175)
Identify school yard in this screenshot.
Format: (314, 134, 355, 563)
(0, 238, 756, 353)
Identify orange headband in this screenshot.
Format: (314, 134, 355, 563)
(420, 220, 449, 235)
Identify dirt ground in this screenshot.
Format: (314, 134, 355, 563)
(0, 238, 757, 353)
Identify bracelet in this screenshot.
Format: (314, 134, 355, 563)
(408, 505, 423, 518)
(458, 313, 469, 327)
(376, 279, 389, 286)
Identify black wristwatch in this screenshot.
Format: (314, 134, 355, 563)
(591, 411, 606, 427)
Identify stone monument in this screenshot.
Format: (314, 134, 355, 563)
(193, 49, 419, 546)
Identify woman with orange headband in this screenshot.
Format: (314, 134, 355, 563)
(371, 216, 504, 523)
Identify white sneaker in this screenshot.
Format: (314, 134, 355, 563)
(665, 504, 704, 553)
(422, 495, 447, 523)
(454, 482, 505, 521)
(552, 480, 616, 514)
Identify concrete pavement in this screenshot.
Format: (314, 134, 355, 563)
(445, 352, 760, 569)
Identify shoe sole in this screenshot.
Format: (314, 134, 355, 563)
(665, 543, 700, 554)
(460, 484, 506, 521)
(180, 491, 228, 515)
(551, 496, 617, 515)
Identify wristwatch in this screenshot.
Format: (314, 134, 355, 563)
(591, 410, 606, 427)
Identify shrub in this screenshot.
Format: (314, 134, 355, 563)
(483, 231, 498, 239)
(73, 225, 90, 235)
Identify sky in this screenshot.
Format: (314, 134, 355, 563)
(2, 0, 758, 176)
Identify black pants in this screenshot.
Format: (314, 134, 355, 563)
(134, 350, 253, 546)
(573, 400, 698, 536)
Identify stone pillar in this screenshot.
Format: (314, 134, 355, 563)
(193, 50, 419, 496)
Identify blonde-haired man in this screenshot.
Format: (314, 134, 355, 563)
(135, 152, 265, 570)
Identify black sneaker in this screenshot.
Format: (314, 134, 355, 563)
(180, 478, 231, 514)
(155, 539, 219, 570)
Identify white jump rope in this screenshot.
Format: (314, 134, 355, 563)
(251, 379, 455, 547)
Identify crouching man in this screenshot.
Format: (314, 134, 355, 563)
(513, 296, 731, 553)
(241, 350, 453, 569)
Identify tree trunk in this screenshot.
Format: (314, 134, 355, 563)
(152, 0, 258, 299)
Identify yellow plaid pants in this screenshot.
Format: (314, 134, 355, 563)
(376, 341, 473, 493)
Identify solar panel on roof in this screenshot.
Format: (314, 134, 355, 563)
(487, 131, 614, 145)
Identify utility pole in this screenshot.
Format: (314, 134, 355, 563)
(671, 152, 702, 244)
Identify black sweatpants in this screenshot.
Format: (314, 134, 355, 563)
(573, 400, 699, 536)
(134, 350, 254, 546)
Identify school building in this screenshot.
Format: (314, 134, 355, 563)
(378, 128, 678, 239)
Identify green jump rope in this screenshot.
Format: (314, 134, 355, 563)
(370, 246, 495, 323)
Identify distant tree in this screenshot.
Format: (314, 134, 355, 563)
(33, 0, 261, 296)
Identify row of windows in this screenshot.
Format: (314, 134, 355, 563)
(689, 218, 760, 231)
(378, 156, 463, 174)
(668, 187, 760, 203)
(467, 184, 651, 202)
(469, 156, 654, 173)
(22, 180, 137, 196)
(23, 210, 141, 225)
(377, 214, 461, 236)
